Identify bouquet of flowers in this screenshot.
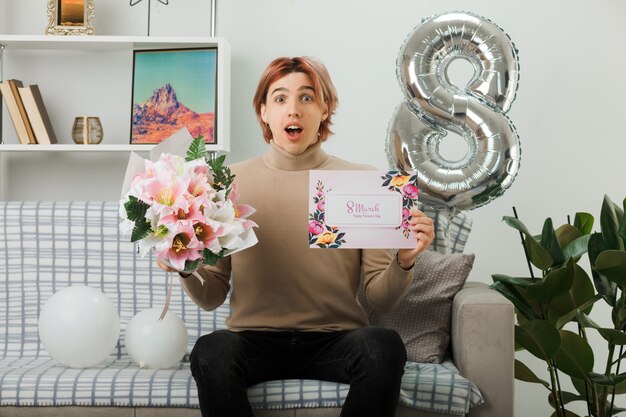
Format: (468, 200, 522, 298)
(119, 136, 257, 275)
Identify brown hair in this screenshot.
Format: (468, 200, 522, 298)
(253, 56, 338, 143)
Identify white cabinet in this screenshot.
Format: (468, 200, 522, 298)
(0, 35, 230, 200)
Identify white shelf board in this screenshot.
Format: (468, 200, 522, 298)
(0, 35, 223, 51)
(0, 144, 154, 152)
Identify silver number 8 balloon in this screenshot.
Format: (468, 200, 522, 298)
(386, 11, 521, 215)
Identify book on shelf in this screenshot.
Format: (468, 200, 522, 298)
(0, 79, 37, 144)
(8, 79, 37, 144)
(17, 85, 58, 145)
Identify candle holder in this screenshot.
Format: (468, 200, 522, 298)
(72, 116, 103, 144)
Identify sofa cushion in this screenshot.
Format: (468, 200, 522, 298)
(363, 251, 475, 363)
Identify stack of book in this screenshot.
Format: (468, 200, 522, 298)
(0, 79, 58, 145)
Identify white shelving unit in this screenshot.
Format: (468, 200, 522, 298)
(0, 34, 230, 150)
(0, 35, 230, 200)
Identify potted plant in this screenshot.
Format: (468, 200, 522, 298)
(491, 195, 626, 417)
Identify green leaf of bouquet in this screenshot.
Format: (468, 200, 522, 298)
(186, 137, 207, 161)
(601, 194, 625, 251)
(574, 212, 594, 236)
(541, 218, 565, 267)
(209, 154, 235, 196)
(549, 264, 595, 325)
(210, 154, 226, 170)
(516, 320, 560, 360)
(124, 195, 149, 222)
(184, 259, 201, 272)
(130, 220, 151, 242)
(595, 250, 626, 287)
(202, 248, 224, 266)
(554, 330, 594, 380)
(514, 359, 550, 388)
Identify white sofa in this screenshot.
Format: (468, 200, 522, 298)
(0, 201, 514, 417)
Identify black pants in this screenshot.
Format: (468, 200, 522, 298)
(189, 326, 407, 417)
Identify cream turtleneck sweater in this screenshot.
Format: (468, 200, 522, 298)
(180, 140, 414, 332)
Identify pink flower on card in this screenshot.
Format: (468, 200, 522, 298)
(317, 200, 325, 211)
(402, 184, 418, 199)
(402, 207, 410, 219)
(309, 220, 324, 236)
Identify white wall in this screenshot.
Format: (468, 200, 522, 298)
(2, 1, 626, 415)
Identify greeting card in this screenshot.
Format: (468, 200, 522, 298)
(308, 170, 418, 249)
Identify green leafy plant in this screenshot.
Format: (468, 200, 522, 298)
(491, 195, 626, 417)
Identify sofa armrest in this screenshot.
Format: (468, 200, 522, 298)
(451, 282, 514, 417)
